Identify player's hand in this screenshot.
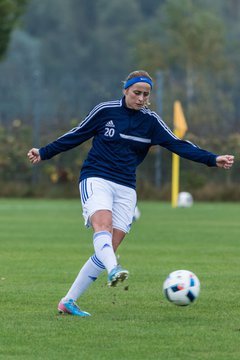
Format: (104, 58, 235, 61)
(27, 148, 41, 164)
(216, 155, 234, 169)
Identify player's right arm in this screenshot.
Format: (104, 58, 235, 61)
(27, 104, 102, 162)
(27, 148, 41, 164)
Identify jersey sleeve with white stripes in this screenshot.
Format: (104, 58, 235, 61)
(39, 102, 109, 160)
(149, 110, 217, 167)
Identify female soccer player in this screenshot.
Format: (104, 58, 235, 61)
(27, 70, 234, 316)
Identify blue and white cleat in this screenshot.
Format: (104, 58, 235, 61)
(58, 299, 91, 317)
(108, 265, 129, 287)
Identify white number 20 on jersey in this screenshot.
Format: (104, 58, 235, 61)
(104, 127, 115, 137)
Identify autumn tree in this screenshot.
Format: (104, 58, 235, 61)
(0, 0, 29, 59)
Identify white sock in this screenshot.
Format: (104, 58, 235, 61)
(93, 231, 117, 273)
(63, 255, 105, 302)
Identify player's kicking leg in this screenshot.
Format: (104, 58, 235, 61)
(108, 228, 128, 287)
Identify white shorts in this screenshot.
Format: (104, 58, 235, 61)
(79, 177, 137, 233)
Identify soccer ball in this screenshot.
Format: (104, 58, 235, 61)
(133, 205, 141, 221)
(177, 192, 193, 208)
(163, 270, 200, 306)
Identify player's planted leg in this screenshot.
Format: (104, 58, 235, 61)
(58, 299, 91, 317)
(57, 254, 105, 316)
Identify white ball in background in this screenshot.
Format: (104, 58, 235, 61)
(133, 206, 141, 221)
(177, 192, 193, 208)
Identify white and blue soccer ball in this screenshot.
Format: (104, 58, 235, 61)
(177, 192, 193, 208)
(163, 270, 200, 306)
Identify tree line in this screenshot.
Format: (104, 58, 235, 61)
(0, 0, 239, 199)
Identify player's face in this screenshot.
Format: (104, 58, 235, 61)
(124, 83, 151, 110)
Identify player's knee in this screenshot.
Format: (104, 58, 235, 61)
(94, 224, 112, 233)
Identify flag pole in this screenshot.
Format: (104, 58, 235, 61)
(171, 101, 188, 208)
(171, 152, 180, 208)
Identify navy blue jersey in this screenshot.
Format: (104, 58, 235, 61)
(39, 97, 217, 189)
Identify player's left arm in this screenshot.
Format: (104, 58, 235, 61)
(151, 114, 235, 169)
(216, 155, 234, 169)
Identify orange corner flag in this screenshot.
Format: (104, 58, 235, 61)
(173, 100, 188, 139)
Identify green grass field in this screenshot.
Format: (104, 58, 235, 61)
(0, 199, 240, 360)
